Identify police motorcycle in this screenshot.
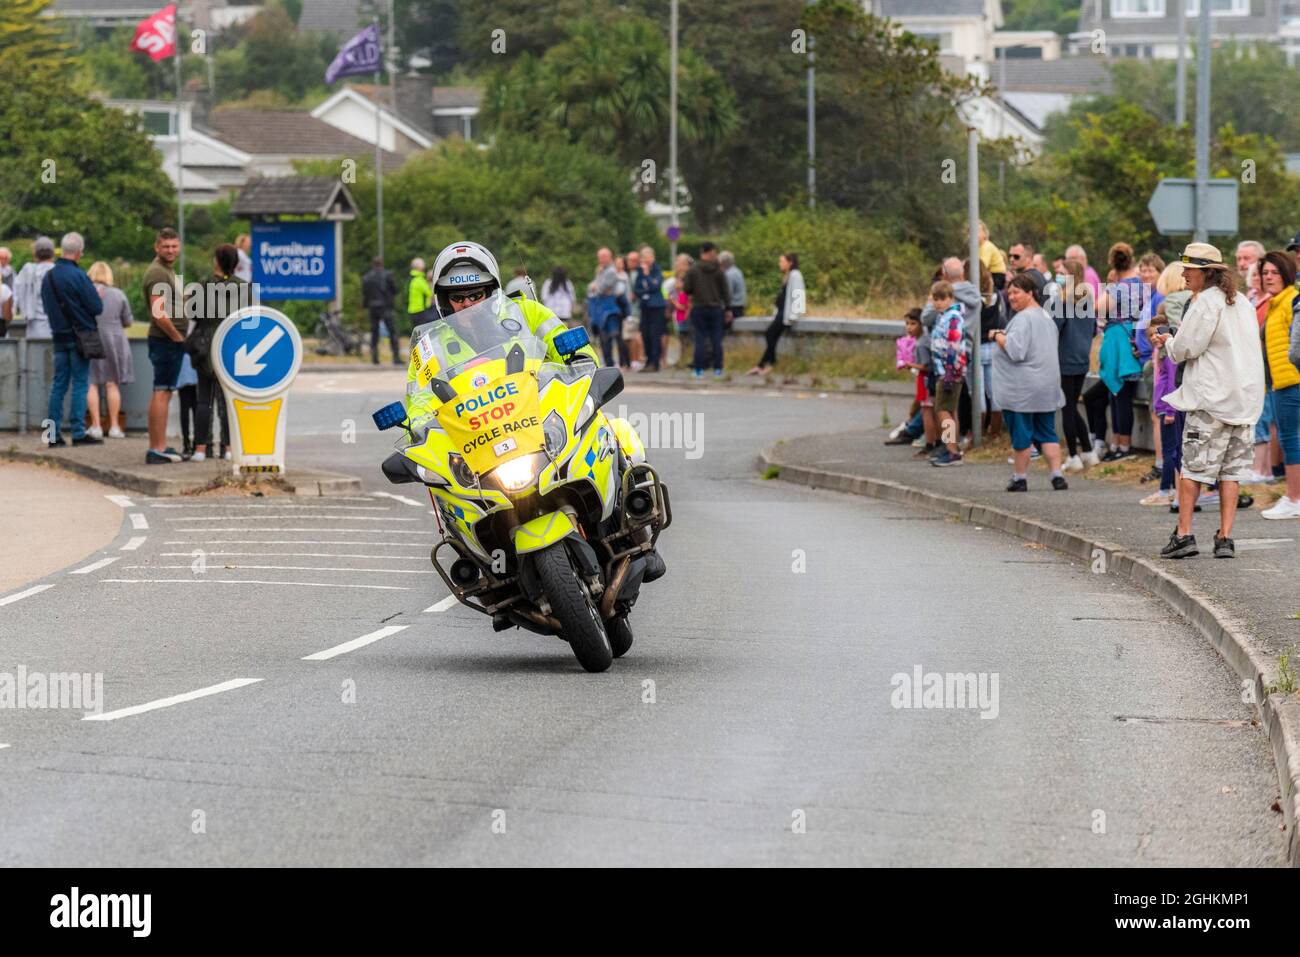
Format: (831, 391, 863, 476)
(371, 293, 671, 672)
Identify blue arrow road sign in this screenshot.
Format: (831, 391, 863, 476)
(214, 307, 302, 397)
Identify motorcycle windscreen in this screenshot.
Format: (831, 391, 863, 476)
(434, 370, 545, 475)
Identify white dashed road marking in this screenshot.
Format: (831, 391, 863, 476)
(168, 516, 417, 523)
(83, 678, 263, 722)
(372, 492, 426, 508)
(159, 551, 426, 560)
(127, 564, 431, 574)
(163, 540, 430, 547)
(70, 557, 120, 575)
(129, 513, 149, 530)
(424, 595, 459, 613)
(302, 625, 410, 661)
(121, 537, 148, 551)
(0, 584, 54, 607)
(105, 495, 135, 508)
(101, 579, 409, 591)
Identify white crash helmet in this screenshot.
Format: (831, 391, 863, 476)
(431, 240, 501, 316)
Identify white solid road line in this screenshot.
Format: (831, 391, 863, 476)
(127, 564, 431, 574)
(0, 584, 54, 607)
(163, 540, 431, 547)
(372, 492, 427, 508)
(149, 504, 390, 511)
(163, 527, 431, 534)
(144, 496, 378, 504)
(169, 516, 418, 523)
(129, 513, 149, 530)
(0, 743, 9, 750)
(424, 594, 460, 613)
(302, 624, 409, 661)
(105, 494, 135, 508)
(101, 578, 409, 590)
(121, 536, 148, 551)
(83, 678, 263, 722)
(70, 556, 121, 575)
(160, 551, 426, 560)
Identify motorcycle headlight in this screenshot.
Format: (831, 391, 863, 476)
(543, 411, 567, 458)
(492, 453, 544, 493)
(447, 452, 478, 488)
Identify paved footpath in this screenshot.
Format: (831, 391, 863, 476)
(0, 462, 125, 593)
(763, 426, 1300, 863)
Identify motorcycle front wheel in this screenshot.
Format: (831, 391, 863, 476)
(534, 544, 613, 673)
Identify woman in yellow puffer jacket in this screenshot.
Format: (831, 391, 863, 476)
(1259, 250, 1300, 519)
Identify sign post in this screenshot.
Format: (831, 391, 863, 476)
(211, 306, 303, 476)
(1147, 178, 1239, 236)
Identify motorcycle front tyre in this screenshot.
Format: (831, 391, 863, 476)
(533, 543, 613, 673)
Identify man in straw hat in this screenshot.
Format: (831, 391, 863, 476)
(1151, 242, 1266, 559)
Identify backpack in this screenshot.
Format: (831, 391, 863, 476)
(933, 306, 969, 385)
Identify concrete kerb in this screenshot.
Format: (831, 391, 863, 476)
(761, 442, 1300, 867)
(1, 447, 362, 498)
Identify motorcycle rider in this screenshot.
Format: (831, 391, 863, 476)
(404, 240, 664, 582)
(406, 241, 597, 395)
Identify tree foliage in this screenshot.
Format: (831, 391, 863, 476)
(0, 56, 173, 259)
(480, 12, 738, 221)
(0, 0, 72, 65)
(297, 134, 659, 324)
(987, 101, 1300, 263)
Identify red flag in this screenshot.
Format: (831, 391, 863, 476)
(130, 4, 178, 62)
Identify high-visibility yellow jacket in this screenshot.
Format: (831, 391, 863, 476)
(404, 297, 598, 421)
(407, 270, 433, 315)
(1264, 285, 1299, 390)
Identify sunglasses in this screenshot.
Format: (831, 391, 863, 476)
(448, 288, 489, 305)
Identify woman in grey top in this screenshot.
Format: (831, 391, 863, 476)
(992, 272, 1068, 492)
(85, 261, 134, 439)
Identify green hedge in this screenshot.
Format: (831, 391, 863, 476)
(722, 206, 931, 306)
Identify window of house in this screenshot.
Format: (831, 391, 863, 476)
(1185, 0, 1250, 15)
(912, 29, 954, 53)
(141, 109, 175, 135)
(1111, 0, 1166, 17)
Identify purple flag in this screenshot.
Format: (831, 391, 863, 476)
(325, 24, 382, 84)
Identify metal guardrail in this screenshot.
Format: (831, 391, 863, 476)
(730, 315, 905, 337)
(0, 337, 156, 432)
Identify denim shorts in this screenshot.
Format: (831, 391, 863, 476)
(1003, 409, 1059, 451)
(148, 336, 186, 392)
(1254, 390, 1275, 445)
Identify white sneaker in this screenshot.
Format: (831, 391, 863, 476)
(190, 450, 206, 462)
(1261, 496, 1300, 520)
(911, 437, 925, 448)
(107, 427, 126, 439)
(1063, 455, 1084, 473)
(223, 450, 232, 461)
(889, 424, 907, 441)
(1080, 450, 1100, 468)
(86, 426, 103, 439)
(1091, 440, 1108, 457)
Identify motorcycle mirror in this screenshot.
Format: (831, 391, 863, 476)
(372, 401, 408, 431)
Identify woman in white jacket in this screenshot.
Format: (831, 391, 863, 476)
(748, 252, 805, 375)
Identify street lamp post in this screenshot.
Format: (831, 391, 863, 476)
(669, 0, 679, 261)
(1194, 0, 1210, 242)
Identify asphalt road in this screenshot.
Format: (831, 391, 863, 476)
(0, 371, 1284, 865)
